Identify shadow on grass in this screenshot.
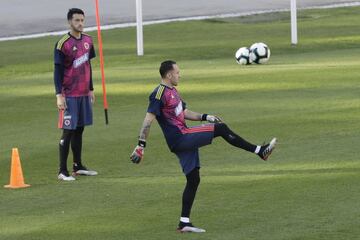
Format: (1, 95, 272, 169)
(207, 167, 360, 177)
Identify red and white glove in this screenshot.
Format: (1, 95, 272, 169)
(130, 140, 146, 164)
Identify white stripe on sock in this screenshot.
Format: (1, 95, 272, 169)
(255, 146, 261, 154)
(180, 217, 190, 223)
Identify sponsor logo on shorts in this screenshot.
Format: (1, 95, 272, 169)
(73, 52, 89, 68)
(64, 119, 71, 126)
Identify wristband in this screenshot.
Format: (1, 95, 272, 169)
(138, 139, 146, 148)
(201, 114, 208, 121)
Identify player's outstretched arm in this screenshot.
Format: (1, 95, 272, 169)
(184, 109, 202, 121)
(184, 109, 222, 123)
(130, 112, 156, 164)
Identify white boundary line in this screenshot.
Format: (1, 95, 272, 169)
(1, 2, 360, 42)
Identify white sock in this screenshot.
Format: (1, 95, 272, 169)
(254, 145, 261, 154)
(180, 217, 190, 223)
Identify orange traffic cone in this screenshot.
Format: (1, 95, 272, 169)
(4, 148, 30, 189)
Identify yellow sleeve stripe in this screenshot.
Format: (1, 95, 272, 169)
(155, 85, 165, 100)
(56, 35, 71, 50)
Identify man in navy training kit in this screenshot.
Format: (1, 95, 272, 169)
(54, 8, 98, 181)
(130, 60, 277, 233)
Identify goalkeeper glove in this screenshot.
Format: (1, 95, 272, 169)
(202, 114, 222, 123)
(130, 140, 146, 164)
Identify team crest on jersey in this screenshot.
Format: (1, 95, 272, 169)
(84, 42, 89, 49)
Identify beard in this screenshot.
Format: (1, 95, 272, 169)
(71, 24, 83, 33)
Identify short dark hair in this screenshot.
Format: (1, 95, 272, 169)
(67, 8, 85, 20)
(159, 60, 176, 78)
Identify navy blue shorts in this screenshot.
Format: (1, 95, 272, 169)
(58, 96, 93, 130)
(172, 124, 215, 175)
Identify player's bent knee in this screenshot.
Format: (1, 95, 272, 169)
(214, 122, 229, 137)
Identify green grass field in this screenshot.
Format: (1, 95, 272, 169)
(1, 6, 360, 240)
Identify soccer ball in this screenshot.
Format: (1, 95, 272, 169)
(235, 47, 251, 65)
(249, 42, 270, 64)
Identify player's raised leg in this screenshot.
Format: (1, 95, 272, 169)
(214, 123, 277, 161)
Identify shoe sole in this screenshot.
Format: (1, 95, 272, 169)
(72, 170, 98, 176)
(176, 226, 206, 233)
(263, 137, 277, 161)
(58, 175, 76, 181)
